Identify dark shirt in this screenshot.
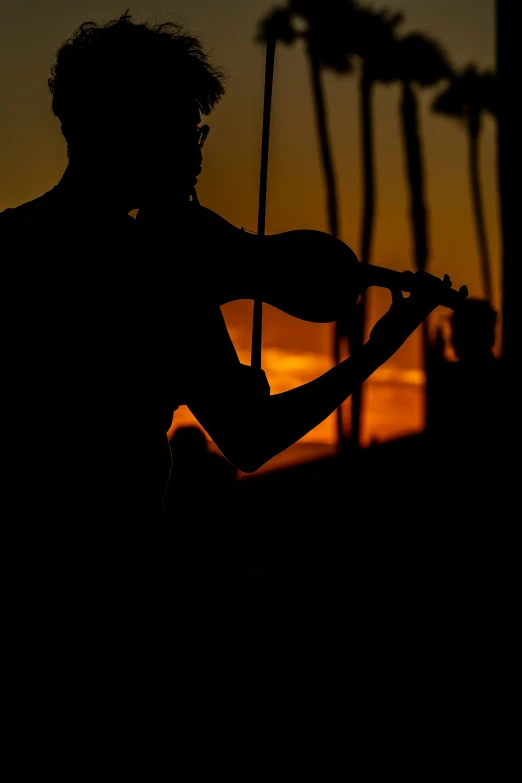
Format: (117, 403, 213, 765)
(1, 188, 185, 522)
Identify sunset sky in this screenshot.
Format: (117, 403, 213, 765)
(0, 1, 500, 463)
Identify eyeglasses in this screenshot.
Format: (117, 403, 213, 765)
(197, 124, 210, 149)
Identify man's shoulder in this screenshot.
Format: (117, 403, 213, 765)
(0, 192, 137, 252)
(1, 192, 54, 227)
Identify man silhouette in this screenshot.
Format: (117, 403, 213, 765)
(1, 11, 458, 528)
(426, 298, 506, 510)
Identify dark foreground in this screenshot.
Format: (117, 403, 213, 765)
(4, 431, 516, 765)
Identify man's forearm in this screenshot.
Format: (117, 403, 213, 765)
(240, 341, 382, 471)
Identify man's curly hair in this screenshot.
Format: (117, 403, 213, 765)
(48, 9, 225, 155)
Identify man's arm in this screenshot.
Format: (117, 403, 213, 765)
(181, 275, 459, 472)
(187, 341, 381, 472)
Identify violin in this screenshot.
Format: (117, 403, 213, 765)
(183, 192, 468, 321)
(138, 36, 468, 366)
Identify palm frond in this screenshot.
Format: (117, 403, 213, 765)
(346, 3, 404, 81)
(395, 32, 452, 86)
(256, 7, 296, 45)
(432, 64, 497, 120)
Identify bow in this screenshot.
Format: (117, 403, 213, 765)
(251, 36, 276, 371)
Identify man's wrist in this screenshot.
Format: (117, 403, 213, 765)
(358, 340, 388, 378)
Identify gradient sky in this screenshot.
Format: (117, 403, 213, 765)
(0, 0, 499, 454)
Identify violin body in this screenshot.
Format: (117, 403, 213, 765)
(192, 205, 365, 321)
(142, 198, 467, 322)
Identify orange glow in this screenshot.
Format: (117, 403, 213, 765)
(1, 0, 500, 471)
(168, 296, 426, 453)
(168, 356, 425, 449)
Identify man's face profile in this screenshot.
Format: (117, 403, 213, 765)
(101, 89, 203, 206)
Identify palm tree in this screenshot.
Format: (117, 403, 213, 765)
(335, 2, 403, 449)
(392, 33, 452, 371)
(257, 2, 352, 239)
(496, 0, 515, 364)
(432, 66, 496, 303)
(258, 2, 353, 452)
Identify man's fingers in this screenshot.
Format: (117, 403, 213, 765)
(391, 288, 404, 304)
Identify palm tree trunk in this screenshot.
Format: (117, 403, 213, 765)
(349, 68, 375, 448)
(497, 0, 515, 363)
(468, 118, 493, 302)
(359, 69, 376, 267)
(305, 40, 343, 449)
(306, 40, 339, 238)
(334, 323, 344, 447)
(401, 81, 429, 376)
(401, 82, 429, 273)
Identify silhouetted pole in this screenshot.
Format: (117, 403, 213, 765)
(252, 36, 276, 371)
(496, 0, 515, 362)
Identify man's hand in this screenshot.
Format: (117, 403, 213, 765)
(237, 364, 271, 401)
(367, 271, 461, 363)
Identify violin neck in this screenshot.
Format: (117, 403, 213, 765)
(364, 264, 465, 311)
(364, 264, 407, 291)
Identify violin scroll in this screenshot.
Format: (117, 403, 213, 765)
(363, 266, 468, 312)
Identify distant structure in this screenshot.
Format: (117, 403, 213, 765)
(426, 297, 501, 460)
(450, 298, 497, 362)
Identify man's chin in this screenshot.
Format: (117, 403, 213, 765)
(136, 180, 196, 205)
